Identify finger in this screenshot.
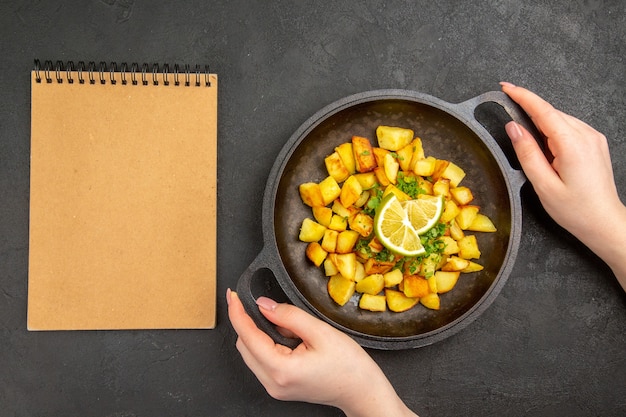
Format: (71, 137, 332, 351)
(235, 336, 263, 373)
(505, 121, 561, 191)
(276, 325, 300, 340)
(500, 84, 571, 139)
(502, 83, 601, 140)
(233, 336, 287, 396)
(255, 296, 338, 348)
(234, 331, 294, 385)
(227, 290, 289, 355)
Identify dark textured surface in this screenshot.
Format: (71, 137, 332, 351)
(1, 1, 625, 416)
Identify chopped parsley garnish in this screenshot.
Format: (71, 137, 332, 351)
(355, 237, 395, 263)
(363, 186, 384, 216)
(355, 238, 372, 256)
(395, 172, 425, 199)
(375, 247, 395, 262)
(420, 222, 448, 257)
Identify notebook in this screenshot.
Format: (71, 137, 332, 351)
(28, 60, 218, 330)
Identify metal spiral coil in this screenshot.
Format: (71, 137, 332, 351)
(33, 59, 212, 86)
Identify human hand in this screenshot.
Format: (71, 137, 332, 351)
(501, 82, 626, 289)
(226, 289, 419, 417)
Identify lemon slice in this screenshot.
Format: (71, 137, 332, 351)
(402, 194, 444, 235)
(374, 194, 425, 257)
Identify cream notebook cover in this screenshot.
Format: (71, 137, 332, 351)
(28, 61, 217, 330)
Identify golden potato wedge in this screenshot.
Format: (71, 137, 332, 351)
(299, 218, 327, 242)
(396, 141, 415, 172)
(306, 242, 328, 267)
(353, 190, 370, 208)
(335, 142, 356, 174)
(441, 256, 470, 272)
(431, 159, 450, 181)
(455, 205, 480, 230)
(432, 178, 451, 198)
(382, 184, 411, 202)
(312, 206, 333, 227)
(383, 268, 403, 287)
(450, 186, 474, 205)
(458, 235, 481, 260)
(359, 293, 387, 312)
(467, 213, 497, 232)
(419, 293, 440, 310)
(331, 200, 351, 218)
(348, 211, 374, 237)
(327, 214, 348, 232)
(352, 136, 377, 172)
(385, 289, 419, 312)
(374, 166, 391, 187)
(354, 260, 366, 282)
(324, 151, 350, 183)
(372, 147, 390, 168)
(319, 176, 342, 206)
(299, 182, 325, 207)
(441, 161, 466, 187)
(434, 270, 460, 293)
(327, 274, 356, 306)
(340, 175, 363, 208)
(336, 230, 360, 254)
(440, 199, 460, 223)
(364, 258, 395, 275)
(329, 252, 358, 281)
(321, 229, 339, 253)
(355, 273, 385, 295)
(439, 235, 459, 255)
(427, 275, 438, 293)
(383, 153, 400, 184)
(402, 275, 430, 298)
(367, 237, 384, 253)
(449, 219, 465, 241)
(323, 257, 339, 276)
(412, 156, 436, 177)
(461, 260, 484, 273)
(376, 125, 414, 151)
(408, 138, 425, 170)
(417, 176, 434, 195)
(353, 172, 378, 190)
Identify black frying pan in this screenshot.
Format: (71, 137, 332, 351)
(237, 89, 530, 350)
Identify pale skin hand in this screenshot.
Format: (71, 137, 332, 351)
(501, 82, 626, 291)
(226, 289, 419, 417)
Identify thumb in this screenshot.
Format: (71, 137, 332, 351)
(255, 297, 333, 347)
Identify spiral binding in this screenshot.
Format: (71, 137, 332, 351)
(33, 60, 212, 87)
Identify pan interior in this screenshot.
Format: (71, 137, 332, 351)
(274, 99, 511, 339)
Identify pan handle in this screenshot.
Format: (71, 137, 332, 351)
(457, 90, 538, 139)
(455, 90, 540, 191)
(236, 247, 302, 349)
(459, 90, 535, 130)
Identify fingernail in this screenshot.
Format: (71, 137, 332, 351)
(256, 296, 278, 311)
(499, 81, 516, 88)
(226, 288, 233, 305)
(505, 121, 523, 141)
